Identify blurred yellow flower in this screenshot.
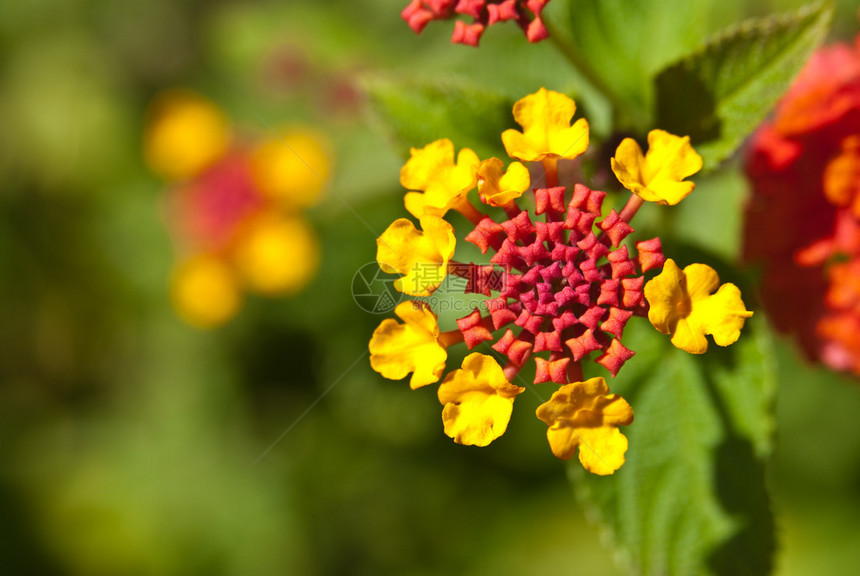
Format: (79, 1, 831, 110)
(144, 90, 230, 181)
(146, 89, 332, 328)
(370, 301, 447, 389)
(171, 254, 242, 329)
(644, 259, 753, 354)
(251, 130, 331, 208)
(477, 157, 530, 207)
(437, 353, 525, 447)
(233, 214, 319, 295)
(535, 377, 633, 475)
(376, 215, 456, 296)
(501, 88, 589, 162)
(401, 139, 480, 218)
(611, 129, 703, 206)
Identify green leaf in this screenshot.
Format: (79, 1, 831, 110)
(573, 314, 777, 576)
(363, 77, 513, 159)
(673, 160, 747, 262)
(654, 1, 833, 170)
(566, 0, 722, 129)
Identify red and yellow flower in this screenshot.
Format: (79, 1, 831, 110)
(370, 88, 750, 473)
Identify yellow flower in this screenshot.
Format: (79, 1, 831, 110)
(501, 88, 590, 162)
(171, 254, 242, 328)
(369, 301, 447, 389)
(477, 157, 531, 207)
(535, 377, 633, 475)
(376, 215, 456, 296)
(251, 129, 331, 208)
(401, 139, 480, 218)
(438, 353, 525, 447)
(611, 129, 703, 206)
(144, 90, 230, 181)
(644, 259, 753, 354)
(233, 214, 319, 295)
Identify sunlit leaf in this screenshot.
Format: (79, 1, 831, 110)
(566, 0, 721, 129)
(655, 1, 833, 170)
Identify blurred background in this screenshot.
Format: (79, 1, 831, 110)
(1, 0, 860, 574)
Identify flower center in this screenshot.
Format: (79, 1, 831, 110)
(461, 184, 652, 383)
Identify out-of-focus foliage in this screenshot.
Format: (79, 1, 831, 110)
(1, 0, 860, 575)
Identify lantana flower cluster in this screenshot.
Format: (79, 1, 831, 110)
(401, 0, 551, 46)
(370, 88, 752, 474)
(144, 90, 329, 328)
(745, 33, 860, 374)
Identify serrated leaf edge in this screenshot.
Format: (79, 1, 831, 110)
(655, 0, 834, 170)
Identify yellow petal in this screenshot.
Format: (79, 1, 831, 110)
(670, 317, 710, 355)
(683, 262, 721, 303)
(644, 259, 689, 335)
(400, 139, 455, 191)
(610, 138, 646, 192)
(438, 353, 524, 403)
(544, 422, 582, 460)
(591, 394, 635, 427)
(438, 353, 525, 446)
(144, 90, 230, 181)
(477, 157, 531, 207)
(575, 427, 629, 476)
(250, 129, 330, 207)
(403, 192, 429, 220)
(233, 214, 319, 295)
(535, 376, 609, 425)
(401, 139, 479, 218)
(171, 254, 241, 328)
(369, 301, 447, 389)
(441, 395, 515, 447)
(376, 215, 456, 296)
(611, 129, 703, 205)
(692, 282, 754, 348)
(501, 88, 590, 162)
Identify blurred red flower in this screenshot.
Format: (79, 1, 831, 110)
(744, 33, 860, 373)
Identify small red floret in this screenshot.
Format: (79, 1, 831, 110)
(534, 355, 570, 384)
(596, 339, 635, 377)
(457, 309, 494, 349)
(636, 237, 665, 272)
